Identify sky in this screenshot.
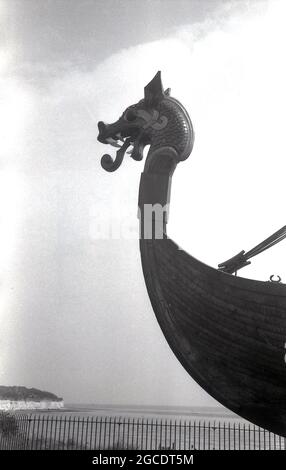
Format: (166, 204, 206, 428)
(1, 0, 286, 406)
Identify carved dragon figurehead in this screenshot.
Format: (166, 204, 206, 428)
(97, 71, 194, 172)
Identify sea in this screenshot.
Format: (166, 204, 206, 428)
(42, 403, 244, 422)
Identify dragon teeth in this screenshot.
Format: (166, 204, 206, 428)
(126, 144, 134, 154)
(105, 137, 121, 147)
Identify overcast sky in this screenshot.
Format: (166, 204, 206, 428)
(1, 0, 286, 407)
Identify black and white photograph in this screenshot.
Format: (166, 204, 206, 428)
(1, 0, 286, 455)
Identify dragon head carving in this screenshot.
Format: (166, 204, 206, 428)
(97, 71, 194, 172)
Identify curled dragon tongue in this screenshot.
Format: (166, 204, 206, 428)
(97, 71, 194, 172)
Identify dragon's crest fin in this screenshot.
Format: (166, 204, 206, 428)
(144, 71, 164, 107)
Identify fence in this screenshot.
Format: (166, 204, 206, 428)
(0, 413, 285, 450)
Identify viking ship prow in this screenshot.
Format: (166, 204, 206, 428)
(98, 71, 286, 437)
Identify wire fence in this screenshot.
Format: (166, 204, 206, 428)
(0, 412, 285, 450)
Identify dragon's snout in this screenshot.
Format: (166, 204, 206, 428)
(97, 120, 124, 149)
(97, 121, 106, 134)
(97, 121, 109, 143)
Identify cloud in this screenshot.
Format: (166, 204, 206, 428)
(21, 0, 286, 265)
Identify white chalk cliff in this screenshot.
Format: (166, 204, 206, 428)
(0, 386, 64, 410)
(0, 399, 64, 411)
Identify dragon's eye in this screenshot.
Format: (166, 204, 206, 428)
(125, 109, 137, 121)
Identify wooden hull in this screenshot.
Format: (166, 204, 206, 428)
(140, 237, 286, 436)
